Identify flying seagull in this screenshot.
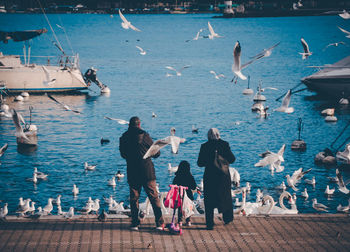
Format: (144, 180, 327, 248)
(118, 9, 141, 32)
(336, 168, 349, 194)
(47, 94, 81, 114)
(0, 143, 8, 157)
(165, 65, 191, 76)
(186, 28, 204, 42)
(275, 89, 294, 113)
(338, 26, 350, 38)
(249, 42, 280, 60)
(299, 38, 312, 59)
(254, 144, 285, 173)
(339, 10, 350, 19)
(286, 168, 312, 191)
(136, 46, 146, 55)
(104, 116, 129, 125)
(210, 70, 225, 80)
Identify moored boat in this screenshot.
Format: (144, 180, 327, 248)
(301, 55, 350, 96)
(0, 29, 88, 94)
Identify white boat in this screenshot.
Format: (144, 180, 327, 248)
(0, 29, 88, 93)
(301, 55, 350, 95)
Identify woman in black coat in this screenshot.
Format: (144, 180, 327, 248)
(197, 128, 236, 230)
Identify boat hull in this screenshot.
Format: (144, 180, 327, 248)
(0, 65, 88, 93)
(301, 75, 350, 95)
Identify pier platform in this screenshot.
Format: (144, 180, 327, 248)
(0, 214, 349, 251)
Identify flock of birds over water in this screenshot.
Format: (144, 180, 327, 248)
(1, 10, 350, 220)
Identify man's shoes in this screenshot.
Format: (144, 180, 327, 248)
(130, 225, 139, 231)
(155, 224, 164, 230)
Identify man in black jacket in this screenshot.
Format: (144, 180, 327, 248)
(119, 116, 164, 230)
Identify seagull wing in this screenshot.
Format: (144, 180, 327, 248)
(301, 38, 310, 54)
(254, 154, 277, 167)
(208, 21, 215, 36)
(233, 41, 241, 71)
(136, 46, 144, 52)
(165, 66, 177, 73)
(104, 116, 129, 125)
(277, 144, 286, 157)
(179, 65, 191, 73)
(336, 169, 346, 188)
(281, 89, 292, 108)
(118, 9, 128, 23)
(338, 26, 350, 36)
(250, 42, 280, 59)
(129, 23, 141, 32)
(47, 94, 64, 107)
(0, 143, 8, 156)
(143, 137, 171, 159)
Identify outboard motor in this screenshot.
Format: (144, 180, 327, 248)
(84, 67, 110, 93)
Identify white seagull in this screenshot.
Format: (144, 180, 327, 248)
(337, 199, 350, 212)
(64, 207, 74, 219)
(336, 168, 349, 194)
(250, 42, 280, 60)
(118, 9, 141, 32)
(165, 65, 191, 76)
(12, 109, 38, 146)
(136, 46, 146, 55)
(299, 38, 312, 59)
(43, 198, 54, 215)
(312, 198, 328, 212)
(304, 176, 316, 186)
(104, 116, 129, 125)
(42, 66, 56, 86)
(0, 203, 8, 219)
(84, 162, 96, 171)
(208, 22, 222, 39)
(186, 28, 204, 42)
(210, 70, 225, 80)
(275, 89, 294, 113)
(143, 127, 186, 159)
(286, 168, 312, 191)
(34, 167, 48, 180)
(254, 144, 286, 173)
(276, 181, 287, 191)
(301, 188, 309, 199)
(338, 26, 350, 38)
(324, 41, 345, 50)
(229, 167, 240, 187)
(47, 94, 81, 114)
(339, 10, 350, 19)
(108, 176, 116, 187)
(72, 184, 79, 196)
(324, 185, 335, 195)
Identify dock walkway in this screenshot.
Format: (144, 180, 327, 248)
(0, 214, 349, 251)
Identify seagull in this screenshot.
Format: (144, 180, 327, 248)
(256, 189, 263, 202)
(91, 199, 100, 214)
(208, 22, 222, 39)
(249, 42, 280, 60)
(42, 66, 56, 86)
(0, 143, 8, 157)
(286, 168, 312, 191)
(43, 198, 54, 215)
(168, 163, 178, 173)
(104, 195, 114, 204)
(229, 167, 240, 187)
(254, 144, 286, 173)
(275, 89, 294, 113)
(34, 167, 48, 180)
(327, 176, 339, 183)
(276, 181, 287, 191)
(324, 41, 345, 50)
(192, 125, 199, 133)
(72, 184, 79, 196)
(338, 26, 350, 38)
(143, 128, 186, 159)
(152, 112, 157, 118)
(47, 94, 81, 114)
(165, 65, 191, 76)
(108, 176, 116, 186)
(301, 188, 309, 199)
(336, 168, 349, 194)
(84, 162, 96, 171)
(312, 198, 328, 212)
(28, 201, 36, 214)
(104, 116, 129, 125)
(337, 203, 350, 212)
(81, 200, 93, 215)
(64, 207, 74, 219)
(115, 170, 125, 179)
(16, 199, 31, 216)
(0, 104, 12, 118)
(299, 38, 312, 59)
(118, 9, 141, 32)
(339, 10, 350, 19)
(305, 176, 316, 186)
(136, 46, 146, 55)
(0, 203, 8, 219)
(324, 185, 335, 195)
(26, 173, 38, 184)
(210, 70, 225, 80)
(12, 109, 38, 146)
(186, 28, 204, 42)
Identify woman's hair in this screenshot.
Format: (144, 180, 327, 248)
(175, 160, 191, 176)
(207, 128, 220, 140)
(129, 116, 140, 128)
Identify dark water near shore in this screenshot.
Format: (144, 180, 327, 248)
(0, 14, 350, 214)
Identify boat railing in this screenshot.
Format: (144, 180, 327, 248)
(18, 54, 80, 69)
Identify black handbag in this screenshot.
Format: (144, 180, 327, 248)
(213, 150, 229, 175)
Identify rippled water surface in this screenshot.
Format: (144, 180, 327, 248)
(0, 13, 350, 214)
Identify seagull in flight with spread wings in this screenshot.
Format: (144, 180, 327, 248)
(165, 65, 191, 76)
(286, 168, 312, 191)
(275, 89, 294, 113)
(136, 46, 146, 55)
(249, 42, 280, 60)
(299, 38, 312, 59)
(104, 116, 129, 125)
(118, 9, 141, 32)
(47, 94, 81, 114)
(254, 144, 286, 173)
(208, 22, 222, 39)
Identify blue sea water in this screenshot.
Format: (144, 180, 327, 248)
(0, 13, 349, 214)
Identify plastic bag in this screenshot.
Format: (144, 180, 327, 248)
(182, 190, 195, 219)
